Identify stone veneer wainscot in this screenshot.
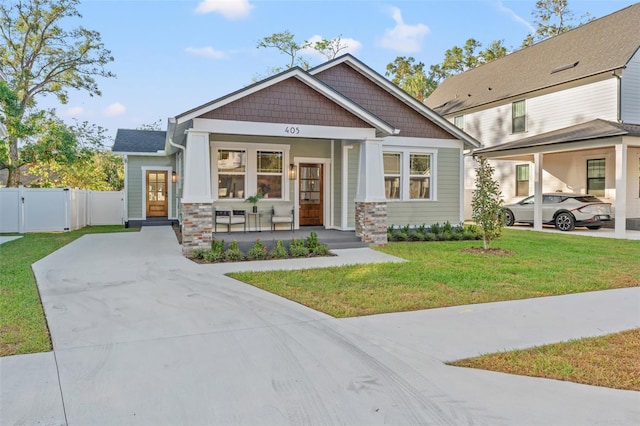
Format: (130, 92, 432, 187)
(181, 202, 213, 255)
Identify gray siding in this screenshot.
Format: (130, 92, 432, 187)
(621, 49, 640, 124)
(126, 155, 176, 219)
(347, 144, 359, 228)
(387, 148, 461, 226)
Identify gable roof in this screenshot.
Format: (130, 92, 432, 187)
(113, 129, 167, 154)
(425, 3, 640, 115)
(474, 119, 640, 155)
(169, 54, 480, 149)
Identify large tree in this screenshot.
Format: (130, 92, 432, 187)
(522, 0, 591, 47)
(0, 0, 114, 186)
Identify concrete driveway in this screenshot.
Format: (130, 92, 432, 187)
(2, 226, 639, 425)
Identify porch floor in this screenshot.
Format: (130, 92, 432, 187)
(211, 226, 368, 250)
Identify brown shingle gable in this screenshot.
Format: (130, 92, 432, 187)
(316, 63, 455, 139)
(426, 3, 640, 115)
(197, 77, 370, 128)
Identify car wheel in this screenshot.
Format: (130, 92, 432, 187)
(503, 209, 515, 226)
(586, 225, 601, 230)
(555, 212, 575, 231)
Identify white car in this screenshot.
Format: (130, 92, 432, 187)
(503, 193, 612, 231)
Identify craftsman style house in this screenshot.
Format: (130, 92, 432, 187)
(426, 3, 640, 237)
(114, 55, 479, 253)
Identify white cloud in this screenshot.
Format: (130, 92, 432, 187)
(301, 35, 363, 61)
(195, 0, 253, 20)
(104, 102, 126, 117)
(378, 6, 429, 53)
(61, 106, 85, 118)
(496, 1, 535, 33)
(185, 46, 228, 59)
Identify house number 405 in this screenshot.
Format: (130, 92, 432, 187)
(285, 126, 300, 135)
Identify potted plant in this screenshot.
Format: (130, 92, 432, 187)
(245, 191, 264, 213)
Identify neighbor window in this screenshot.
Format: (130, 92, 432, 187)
(409, 153, 431, 199)
(516, 164, 530, 196)
(586, 158, 605, 197)
(454, 115, 464, 130)
(256, 150, 283, 199)
(217, 149, 245, 199)
(512, 100, 526, 133)
(384, 152, 401, 199)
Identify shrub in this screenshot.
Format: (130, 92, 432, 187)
(247, 239, 268, 260)
(211, 239, 224, 254)
(289, 238, 309, 257)
(429, 222, 442, 235)
(387, 225, 395, 240)
(393, 231, 408, 241)
(224, 241, 244, 261)
(424, 232, 437, 241)
(190, 248, 207, 260)
(202, 250, 224, 262)
(408, 230, 424, 241)
(269, 240, 288, 259)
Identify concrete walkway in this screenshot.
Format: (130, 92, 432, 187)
(1, 226, 639, 425)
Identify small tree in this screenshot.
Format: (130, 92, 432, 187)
(471, 156, 504, 249)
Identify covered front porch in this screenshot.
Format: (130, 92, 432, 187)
(475, 120, 640, 238)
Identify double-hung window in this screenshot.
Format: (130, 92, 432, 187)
(454, 115, 464, 130)
(384, 150, 435, 201)
(586, 158, 605, 197)
(516, 164, 530, 197)
(256, 151, 283, 198)
(217, 149, 246, 199)
(383, 153, 401, 199)
(409, 153, 431, 199)
(512, 100, 526, 133)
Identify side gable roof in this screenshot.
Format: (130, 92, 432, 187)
(426, 3, 640, 115)
(113, 129, 167, 154)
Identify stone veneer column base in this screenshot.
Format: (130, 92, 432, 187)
(181, 202, 213, 255)
(355, 201, 388, 246)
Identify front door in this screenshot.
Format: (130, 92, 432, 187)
(146, 171, 168, 217)
(299, 164, 323, 226)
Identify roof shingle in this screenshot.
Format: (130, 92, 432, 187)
(112, 129, 167, 153)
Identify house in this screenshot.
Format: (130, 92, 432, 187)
(425, 3, 640, 237)
(113, 54, 479, 254)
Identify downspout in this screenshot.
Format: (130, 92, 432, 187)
(613, 69, 622, 123)
(167, 117, 185, 222)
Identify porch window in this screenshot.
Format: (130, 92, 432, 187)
(516, 164, 530, 196)
(256, 151, 283, 199)
(409, 153, 431, 199)
(512, 100, 526, 133)
(586, 158, 605, 197)
(454, 115, 464, 130)
(384, 153, 401, 199)
(217, 149, 245, 199)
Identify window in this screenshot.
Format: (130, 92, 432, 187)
(384, 153, 401, 199)
(383, 150, 435, 201)
(256, 151, 283, 198)
(586, 158, 605, 197)
(217, 149, 245, 199)
(516, 164, 530, 196)
(454, 115, 464, 130)
(512, 100, 526, 133)
(409, 154, 431, 199)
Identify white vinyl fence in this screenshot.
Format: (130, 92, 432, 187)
(0, 187, 124, 233)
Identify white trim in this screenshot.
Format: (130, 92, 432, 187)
(192, 118, 376, 140)
(140, 166, 175, 220)
(459, 148, 465, 223)
(342, 143, 353, 230)
(293, 156, 332, 229)
(113, 151, 166, 157)
(123, 155, 129, 222)
(615, 144, 628, 237)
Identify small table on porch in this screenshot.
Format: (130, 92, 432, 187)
(246, 211, 264, 232)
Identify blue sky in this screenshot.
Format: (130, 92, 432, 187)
(40, 0, 638, 144)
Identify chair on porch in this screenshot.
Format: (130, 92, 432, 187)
(214, 206, 246, 233)
(271, 205, 294, 231)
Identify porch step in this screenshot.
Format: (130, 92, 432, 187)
(127, 218, 177, 228)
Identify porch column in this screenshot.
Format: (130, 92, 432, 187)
(533, 153, 544, 230)
(181, 130, 213, 255)
(615, 143, 628, 238)
(354, 138, 388, 245)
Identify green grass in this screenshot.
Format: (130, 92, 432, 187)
(450, 328, 640, 391)
(0, 226, 138, 357)
(228, 230, 640, 318)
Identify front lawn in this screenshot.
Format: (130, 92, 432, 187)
(228, 230, 640, 318)
(0, 226, 138, 357)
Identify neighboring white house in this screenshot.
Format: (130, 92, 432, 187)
(114, 54, 479, 254)
(426, 3, 640, 236)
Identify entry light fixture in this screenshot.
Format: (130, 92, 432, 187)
(288, 164, 297, 180)
(171, 171, 177, 183)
